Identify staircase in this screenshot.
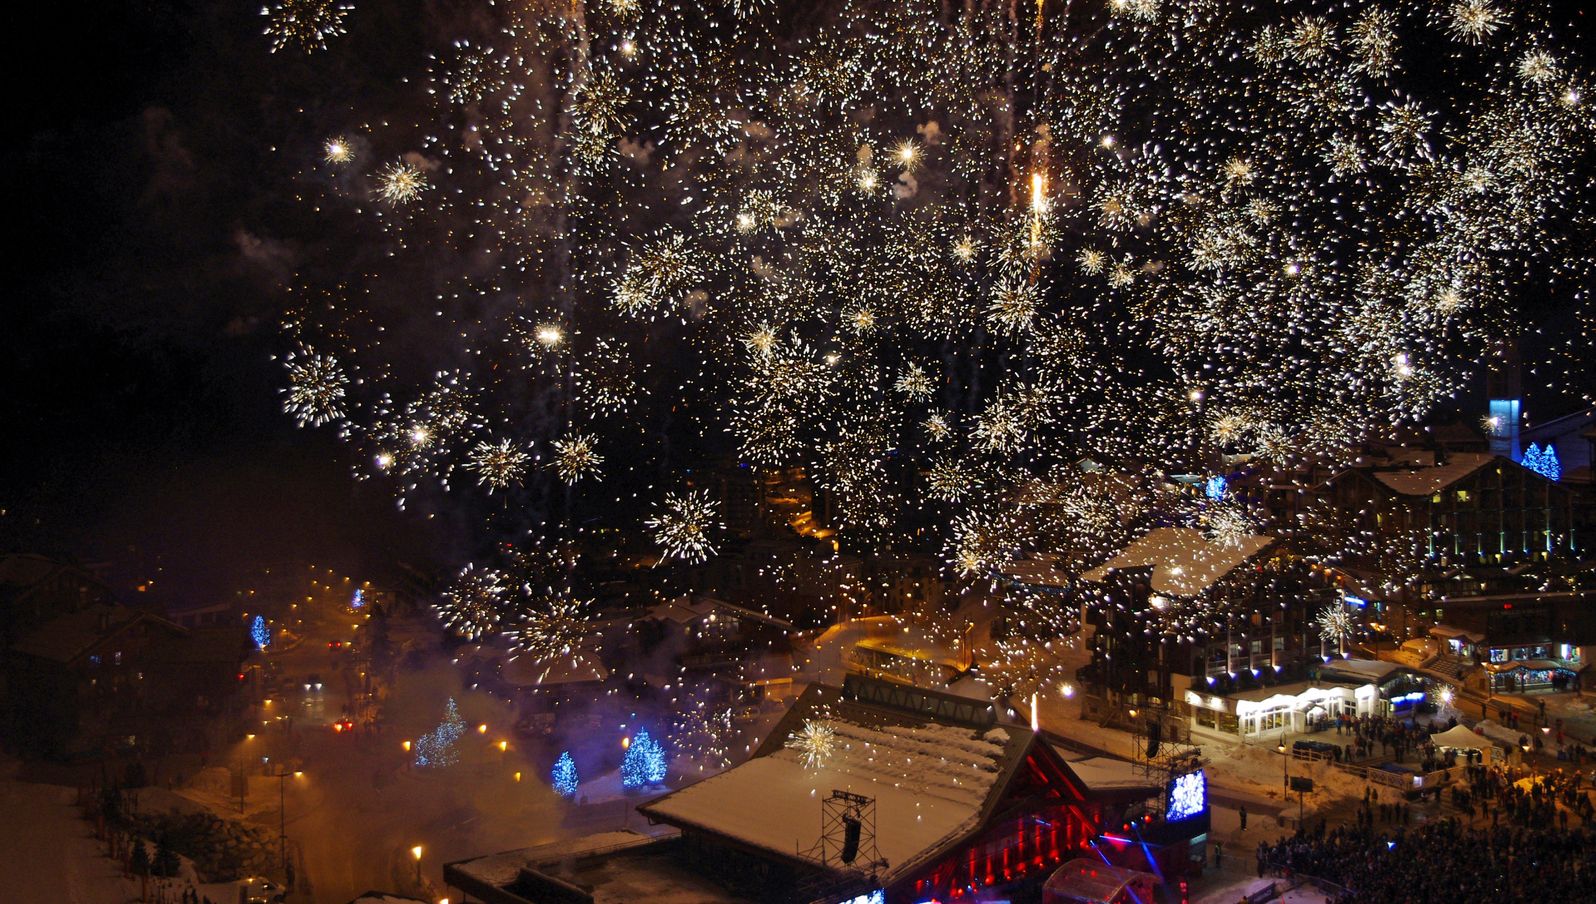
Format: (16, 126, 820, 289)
(1422, 654, 1469, 682)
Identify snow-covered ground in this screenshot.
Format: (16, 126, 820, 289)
(0, 772, 135, 904)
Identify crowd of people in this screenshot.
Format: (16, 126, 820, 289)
(1263, 818, 1596, 902)
(1448, 761, 1596, 828)
(1331, 711, 1447, 762)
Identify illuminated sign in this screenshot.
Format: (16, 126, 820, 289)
(1167, 771, 1207, 821)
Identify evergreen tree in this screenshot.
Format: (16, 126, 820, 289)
(552, 751, 579, 797)
(129, 840, 150, 876)
(1543, 445, 1562, 482)
(621, 729, 667, 789)
(1524, 443, 1545, 475)
(153, 837, 181, 878)
(414, 697, 466, 767)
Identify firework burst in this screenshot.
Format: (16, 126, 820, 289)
(789, 719, 837, 769)
(438, 565, 507, 641)
(279, 0, 1594, 617)
(551, 433, 603, 484)
(467, 439, 531, 493)
(261, 0, 352, 54)
(508, 593, 593, 665)
(647, 490, 721, 564)
(376, 160, 426, 203)
(282, 348, 347, 427)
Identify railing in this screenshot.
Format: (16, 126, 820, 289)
(1266, 868, 1353, 900)
(1292, 747, 1334, 764)
(1331, 759, 1457, 792)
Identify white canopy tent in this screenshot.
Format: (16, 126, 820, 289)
(1431, 724, 1513, 763)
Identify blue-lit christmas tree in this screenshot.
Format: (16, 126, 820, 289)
(1523, 443, 1562, 482)
(621, 728, 667, 789)
(250, 615, 271, 650)
(1541, 446, 1562, 482)
(414, 697, 466, 768)
(552, 751, 579, 797)
(1524, 442, 1544, 474)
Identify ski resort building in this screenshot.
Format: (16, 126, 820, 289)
(445, 675, 1203, 903)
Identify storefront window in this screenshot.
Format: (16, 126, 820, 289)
(1490, 648, 1508, 663)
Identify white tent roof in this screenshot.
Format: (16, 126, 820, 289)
(1430, 725, 1501, 752)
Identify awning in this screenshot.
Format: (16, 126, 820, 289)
(1483, 659, 1569, 673)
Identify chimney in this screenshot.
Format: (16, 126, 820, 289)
(1486, 338, 1522, 462)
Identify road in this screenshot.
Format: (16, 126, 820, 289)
(236, 603, 571, 902)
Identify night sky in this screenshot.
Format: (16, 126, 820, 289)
(4, 1, 440, 600)
(6, 0, 1593, 601)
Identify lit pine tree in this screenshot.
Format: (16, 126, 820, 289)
(414, 697, 466, 768)
(552, 750, 579, 797)
(1523, 442, 1545, 474)
(250, 615, 271, 650)
(621, 728, 667, 789)
(1542, 446, 1562, 482)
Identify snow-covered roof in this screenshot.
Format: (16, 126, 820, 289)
(647, 595, 793, 630)
(1060, 757, 1161, 793)
(1369, 452, 1495, 496)
(644, 719, 1010, 877)
(1429, 624, 1485, 643)
(12, 604, 185, 663)
(999, 553, 1072, 588)
(1523, 406, 1596, 442)
(446, 830, 752, 904)
(1226, 680, 1352, 703)
(1079, 527, 1274, 597)
(641, 681, 1031, 884)
(1318, 658, 1406, 682)
(448, 831, 662, 889)
(1475, 719, 1528, 749)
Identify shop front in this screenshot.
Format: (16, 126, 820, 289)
(1429, 625, 1485, 660)
(1484, 658, 1579, 692)
(1184, 681, 1381, 739)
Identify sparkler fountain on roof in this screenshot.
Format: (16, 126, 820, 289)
(278, 1, 1594, 662)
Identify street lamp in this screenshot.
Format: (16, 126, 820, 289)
(1278, 735, 1289, 789)
(267, 767, 303, 880)
(412, 844, 424, 885)
(237, 734, 255, 813)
